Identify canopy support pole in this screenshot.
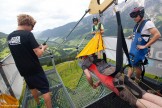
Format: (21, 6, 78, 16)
(0, 66, 15, 97)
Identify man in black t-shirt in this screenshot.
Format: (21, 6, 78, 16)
(7, 14, 52, 108)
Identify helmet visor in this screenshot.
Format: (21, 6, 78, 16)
(130, 12, 138, 18)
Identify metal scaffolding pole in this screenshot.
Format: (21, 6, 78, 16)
(50, 50, 76, 108)
(0, 66, 15, 97)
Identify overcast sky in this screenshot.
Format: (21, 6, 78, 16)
(0, 0, 125, 34)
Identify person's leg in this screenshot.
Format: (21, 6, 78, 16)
(142, 92, 162, 107)
(31, 89, 52, 108)
(135, 67, 142, 79)
(24, 76, 41, 105)
(117, 84, 162, 108)
(36, 73, 52, 108)
(127, 67, 133, 78)
(24, 73, 52, 108)
(136, 99, 162, 108)
(30, 89, 40, 104)
(97, 51, 101, 59)
(42, 92, 52, 108)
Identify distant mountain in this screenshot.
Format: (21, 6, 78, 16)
(37, 0, 162, 41)
(0, 32, 7, 38)
(0, 32, 8, 53)
(33, 31, 42, 39)
(0, 32, 7, 51)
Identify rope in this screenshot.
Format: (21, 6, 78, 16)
(76, 34, 90, 54)
(135, 77, 162, 97)
(96, 33, 101, 54)
(0, 62, 15, 67)
(54, 9, 90, 50)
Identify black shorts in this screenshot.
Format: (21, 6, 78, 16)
(24, 72, 50, 94)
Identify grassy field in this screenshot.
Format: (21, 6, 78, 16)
(42, 60, 83, 90)
(0, 38, 6, 44)
(157, 16, 162, 21)
(55, 60, 83, 90)
(42, 58, 162, 90)
(0, 37, 10, 60)
(42, 65, 54, 71)
(145, 73, 162, 82)
(0, 47, 10, 60)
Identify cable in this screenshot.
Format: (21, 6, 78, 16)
(76, 34, 91, 54)
(135, 77, 162, 97)
(0, 63, 15, 67)
(54, 9, 90, 50)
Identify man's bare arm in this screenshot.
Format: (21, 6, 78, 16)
(33, 45, 48, 57)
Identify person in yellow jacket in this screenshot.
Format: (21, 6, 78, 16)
(76, 17, 105, 58)
(91, 17, 104, 59)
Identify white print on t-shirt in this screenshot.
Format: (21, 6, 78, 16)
(8, 36, 21, 45)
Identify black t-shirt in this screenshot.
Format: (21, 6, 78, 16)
(7, 30, 44, 76)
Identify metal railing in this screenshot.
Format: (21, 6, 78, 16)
(21, 51, 75, 108)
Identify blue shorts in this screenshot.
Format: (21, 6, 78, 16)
(24, 73, 50, 94)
